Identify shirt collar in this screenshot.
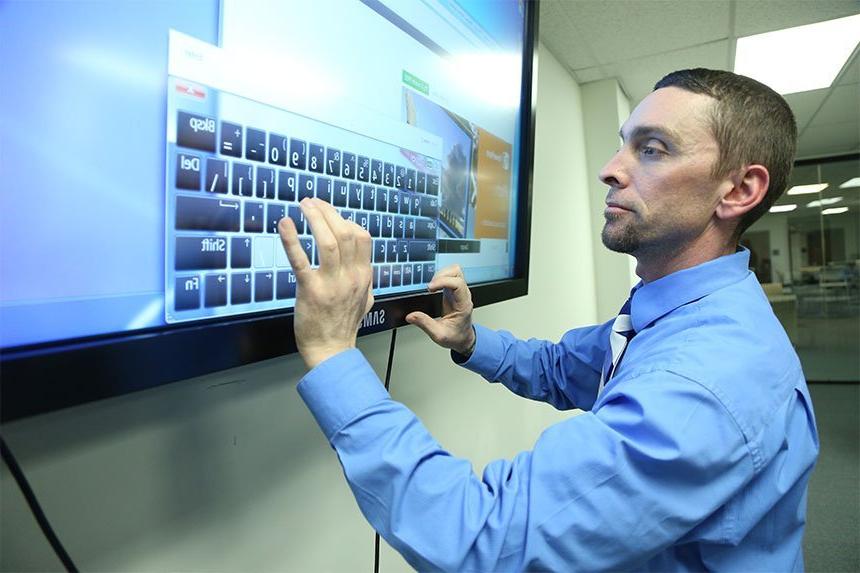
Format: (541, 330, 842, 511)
(629, 247, 752, 333)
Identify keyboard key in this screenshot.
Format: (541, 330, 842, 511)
(356, 211, 370, 232)
(406, 168, 416, 192)
(288, 205, 305, 234)
(175, 236, 227, 270)
(419, 194, 439, 218)
(268, 133, 288, 166)
(256, 167, 275, 199)
(395, 166, 406, 190)
(254, 236, 275, 268)
(391, 265, 402, 287)
(245, 127, 266, 162)
(220, 121, 242, 157)
(362, 185, 376, 210)
(333, 180, 348, 207)
(388, 191, 400, 214)
(267, 204, 285, 234)
(299, 237, 318, 266)
(244, 202, 264, 233)
(348, 183, 362, 208)
(205, 158, 228, 193)
(394, 216, 405, 238)
(370, 159, 383, 185)
(303, 143, 322, 173)
(387, 240, 398, 263)
(399, 191, 411, 214)
(372, 265, 380, 289)
(205, 274, 228, 307)
(278, 170, 297, 201)
(276, 270, 297, 299)
(405, 218, 416, 239)
(299, 174, 315, 201)
(375, 188, 388, 212)
(410, 193, 421, 214)
(317, 176, 333, 203)
(342, 152, 356, 179)
(231, 272, 252, 304)
(416, 171, 427, 194)
(177, 111, 216, 152)
(408, 240, 437, 262)
(427, 174, 440, 195)
(176, 196, 240, 232)
(176, 153, 201, 190)
(415, 218, 436, 239)
(380, 265, 391, 288)
(402, 264, 413, 286)
(356, 156, 370, 182)
(232, 162, 253, 196)
(175, 276, 201, 310)
(275, 241, 290, 268)
(422, 262, 436, 280)
(326, 147, 342, 176)
(382, 215, 394, 238)
(383, 162, 395, 188)
(231, 237, 252, 268)
(289, 138, 306, 170)
(254, 271, 274, 301)
(373, 239, 385, 263)
(413, 263, 423, 284)
(370, 214, 382, 237)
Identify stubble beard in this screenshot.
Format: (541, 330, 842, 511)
(601, 212, 641, 254)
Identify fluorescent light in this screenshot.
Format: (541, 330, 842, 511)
(769, 204, 797, 213)
(839, 177, 860, 189)
(822, 207, 849, 215)
(787, 183, 829, 195)
(807, 197, 843, 208)
(733, 14, 860, 94)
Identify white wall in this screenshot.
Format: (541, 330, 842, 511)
(747, 213, 792, 283)
(1, 43, 602, 572)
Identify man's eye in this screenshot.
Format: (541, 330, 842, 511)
(640, 145, 659, 156)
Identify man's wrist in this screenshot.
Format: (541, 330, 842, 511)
(302, 343, 354, 370)
(455, 326, 476, 358)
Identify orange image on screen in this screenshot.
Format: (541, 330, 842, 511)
(473, 128, 512, 240)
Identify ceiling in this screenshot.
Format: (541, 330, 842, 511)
(539, 0, 860, 160)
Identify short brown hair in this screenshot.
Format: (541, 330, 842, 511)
(654, 68, 797, 236)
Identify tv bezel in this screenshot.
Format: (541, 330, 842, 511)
(0, 1, 539, 422)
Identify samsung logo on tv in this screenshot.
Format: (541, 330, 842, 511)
(360, 309, 386, 329)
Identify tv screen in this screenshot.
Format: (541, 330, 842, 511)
(0, 0, 537, 421)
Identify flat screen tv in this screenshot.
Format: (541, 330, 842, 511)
(0, 0, 538, 421)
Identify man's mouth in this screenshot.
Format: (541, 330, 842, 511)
(604, 201, 633, 215)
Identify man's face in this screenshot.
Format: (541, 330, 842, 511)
(599, 87, 729, 257)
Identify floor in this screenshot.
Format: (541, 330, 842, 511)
(805, 384, 860, 573)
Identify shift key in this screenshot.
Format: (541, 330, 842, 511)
(176, 196, 240, 231)
(175, 236, 227, 270)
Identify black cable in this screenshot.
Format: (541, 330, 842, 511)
(374, 327, 398, 573)
(0, 435, 79, 573)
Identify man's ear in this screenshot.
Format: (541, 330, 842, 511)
(715, 164, 770, 222)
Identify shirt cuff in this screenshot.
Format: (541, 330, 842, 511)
(296, 348, 389, 441)
(450, 324, 505, 380)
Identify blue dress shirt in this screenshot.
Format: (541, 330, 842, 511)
(297, 249, 819, 571)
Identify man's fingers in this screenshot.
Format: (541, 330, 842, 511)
(427, 276, 470, 300)
(314, 199, 357, 266)
(278, 216, 311, 276)
(300, 198, 340, 270)
(405, 311, 446, 342)
(432, 264, 465, 281)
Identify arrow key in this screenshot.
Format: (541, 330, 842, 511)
(254, 271, 274, 301)
(231, 272, 252, 304)
(205, 274, 228, 307)
(231, 237, 251, 268)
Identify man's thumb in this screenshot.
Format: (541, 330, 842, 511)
(405, 312, 443, 342)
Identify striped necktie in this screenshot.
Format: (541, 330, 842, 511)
(597, 298, 635, 395)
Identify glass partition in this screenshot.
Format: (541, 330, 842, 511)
(743, 154, 860, 382)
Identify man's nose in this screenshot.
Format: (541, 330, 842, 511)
(599, 149, 627, 188)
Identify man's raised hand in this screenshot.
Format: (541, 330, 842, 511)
(277, 198, 374, 369)
(405, 265, 476, 357)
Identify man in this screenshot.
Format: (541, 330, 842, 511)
(277, 69, 819, 571)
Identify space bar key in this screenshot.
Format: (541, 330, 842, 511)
(176, 196, 241, 232)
